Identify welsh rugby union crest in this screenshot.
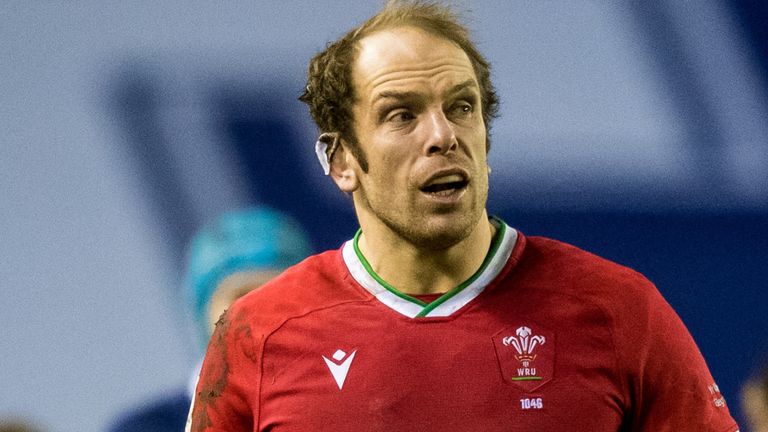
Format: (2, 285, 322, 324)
(492, 324, 555, 391)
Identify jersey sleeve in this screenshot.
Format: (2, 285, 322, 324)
(614, 278, 739, 431)
(186, 303, 261, 432)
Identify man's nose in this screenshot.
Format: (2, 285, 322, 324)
(424, 109, 458, 155)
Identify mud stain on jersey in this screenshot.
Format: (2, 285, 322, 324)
(190, 310, 232, 431)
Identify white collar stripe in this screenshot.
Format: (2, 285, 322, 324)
(342, 243, 424, 318)
(422, 225, 516, 317)
(342, 219, 518, 319)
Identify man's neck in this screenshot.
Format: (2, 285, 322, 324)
(356, 212, 496, 295)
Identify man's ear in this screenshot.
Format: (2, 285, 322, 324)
(329, 141, 359, 194)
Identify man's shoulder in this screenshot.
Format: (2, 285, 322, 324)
(518, 234, 678, 345)
(524, 235, 647, 279)
(227, 247, 369, 330)
(520, 235, 659, 307)
(266, 248, 343, 286)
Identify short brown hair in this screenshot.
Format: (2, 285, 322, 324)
(299, 0, 499, 172)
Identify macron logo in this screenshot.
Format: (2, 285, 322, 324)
(322, 349, 357, 390)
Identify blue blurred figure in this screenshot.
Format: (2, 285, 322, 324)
(108, 207, 312, 432)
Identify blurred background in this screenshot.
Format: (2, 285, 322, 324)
(1, 1, 767, 430)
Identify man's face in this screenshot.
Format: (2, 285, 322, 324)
(346, 26, 489, 249)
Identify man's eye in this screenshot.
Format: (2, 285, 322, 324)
(451, 102, 473, 116)
(386, 110, 415, 123)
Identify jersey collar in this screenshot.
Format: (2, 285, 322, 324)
(342, 217, 518, 318)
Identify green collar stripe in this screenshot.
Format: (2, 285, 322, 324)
(352, 229, 428, 307)
(342, 218, 517, 319)
(416, 221, 506, 317)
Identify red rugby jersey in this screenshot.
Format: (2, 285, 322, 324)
(187, 219, 738, 432)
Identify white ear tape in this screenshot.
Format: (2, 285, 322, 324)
(314, 132, 340, 176)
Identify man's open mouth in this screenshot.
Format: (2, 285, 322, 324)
(420, 174, 469, 196)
